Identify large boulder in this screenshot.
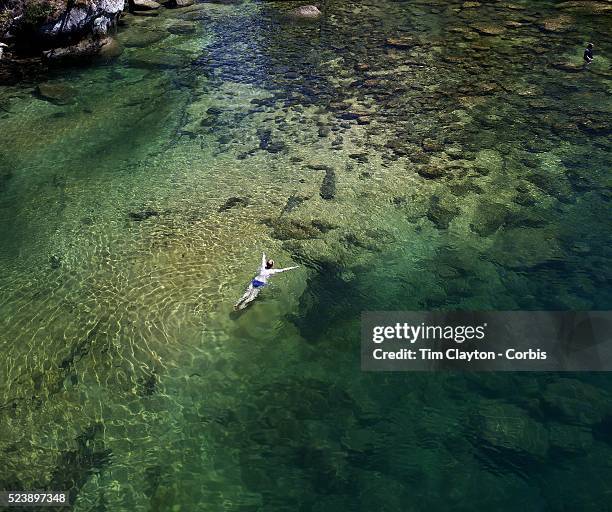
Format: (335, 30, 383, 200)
(38, 0, 125, 39)
(4, 0, 124, 53)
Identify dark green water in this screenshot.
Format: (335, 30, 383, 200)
(1, 0, 611, 510)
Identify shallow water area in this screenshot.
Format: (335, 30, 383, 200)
(1, 0, 611, 510)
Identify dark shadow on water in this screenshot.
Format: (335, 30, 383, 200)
(288, 266, 366, 343)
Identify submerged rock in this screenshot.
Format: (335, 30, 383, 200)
(218, 196, 249, 212)
(551, 61, 584, 73)
(488, 227, 562, 268)
(282, 193, 308, 215)
(470, 200, 510, 236)
(349, 152, 368, 163)
(427, 196, 460, 230)
(422, 138, 443, 152)
(320, 168, 336, 200)
(281, 238, 346, 272)
(311, 219, 337, 233)
(576, 116, 611, 136)
(416, 162, 445, 179)
(538, 15, 573, 32)
(307, 164, 334, 172)
(167, 21, 197, 35)
(471, 23, 507, 36)
(557, 1, 612, 14)
(126, 51, 189, 69)
(548, 424, 593, 454)
(341, 427, 377, 452)
(119, 29, 169, 48)
(98, 37, 122, 59)
(262, 217, 322, 241)
(342, 229, 393, 252)
(0, 170, 13, 193)
(542, 379, 612, 426)
(265, 140, 286, 154)
(42, 36, 121, 62)
(385, 36, 418, 49)
(137, 370, 159, 397)
(36, 81, 77, 105)
(474, 401, 549, 461)
(128, 209, 159, 221)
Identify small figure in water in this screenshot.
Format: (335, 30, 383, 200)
(583, 43, 594, 64)
(234, 253, 298, 310)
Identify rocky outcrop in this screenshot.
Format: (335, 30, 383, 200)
(39, 0, 124, 40)
(1, 0, 124, 56)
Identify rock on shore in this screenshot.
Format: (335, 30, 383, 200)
(1, 0, 124, 57)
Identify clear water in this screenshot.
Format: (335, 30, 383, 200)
(1, 0, 611, 510)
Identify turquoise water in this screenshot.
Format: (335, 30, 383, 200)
(1, 0, 611, 510)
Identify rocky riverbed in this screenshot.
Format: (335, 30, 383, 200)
(0, 0, 611, 510)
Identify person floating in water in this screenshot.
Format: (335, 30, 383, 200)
(234, 253, 298, 310)
(583, 43, 594, 64)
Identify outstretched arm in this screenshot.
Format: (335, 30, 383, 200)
(260, 252, 267, 272)
(268, 266, 299, 275)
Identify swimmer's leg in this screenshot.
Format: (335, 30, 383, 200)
(235, 284, 258, 310)
(238, 287, 260, 310)
(234, 284, 253, 309)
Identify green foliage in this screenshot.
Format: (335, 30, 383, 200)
(23, 0, 55, 26)
(0, 11, 12, 24)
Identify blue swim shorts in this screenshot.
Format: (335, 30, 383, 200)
(252, 279, 266, 288)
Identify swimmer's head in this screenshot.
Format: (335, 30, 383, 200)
(266, 259, 274, 269)
(587, 43, 594, 49)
